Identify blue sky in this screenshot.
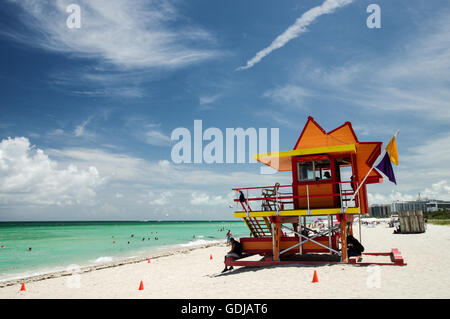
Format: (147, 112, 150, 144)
(0, 0, 449, 221)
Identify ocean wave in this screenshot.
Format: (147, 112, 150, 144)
(179, 239, 218, 248)
(92, 256, 113, 263)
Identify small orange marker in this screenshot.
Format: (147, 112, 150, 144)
(210, 254, 213, 260)
(20, 283, 26, 291)
(148, 259, 151, 263)
(138, 280, 144, 290)
(312, 270, 319, 283)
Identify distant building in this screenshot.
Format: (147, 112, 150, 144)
(368, 193, 450, 216)
(391, 199, 450, 213)
(425, 200, 450, 212)
(369, 204, 391, 217)
(391, 200, 427, 213)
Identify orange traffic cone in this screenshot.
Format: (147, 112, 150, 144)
(210, 254, 213, 260)
(138, 280, 144, 290)
(147, 259, 151, 263)
(20, 283, 26, 291)
(312, 270, 319, 283)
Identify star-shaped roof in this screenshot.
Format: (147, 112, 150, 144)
(294, 116, 382, 184)
(255, 116, 383, 185)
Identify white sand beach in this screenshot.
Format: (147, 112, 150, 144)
(1, 223, 449, 299)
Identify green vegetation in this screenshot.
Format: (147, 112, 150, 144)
(423, 209, 450, 225)
(423, 209, 449, 220)
(427, 220, 450, 226)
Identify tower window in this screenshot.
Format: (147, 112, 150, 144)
(297, 160, 331, 182)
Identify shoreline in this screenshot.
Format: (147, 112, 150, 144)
(0, 240, 225, 288)
(1, 224, 450, 298)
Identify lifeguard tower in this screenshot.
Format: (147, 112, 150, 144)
(226, 117, 405, 267)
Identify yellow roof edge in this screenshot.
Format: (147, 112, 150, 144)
(235, 207, 360, 217)
(254, 144, 356, 161)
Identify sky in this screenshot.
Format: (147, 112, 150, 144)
(0, 0, 449, 221)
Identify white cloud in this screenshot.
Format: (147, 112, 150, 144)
(422, 181, 450, 201)
(74, 117, 94, 137)
(237, 0, 354, 70)
(145, 128, 172, 146)
(71, 87, 144, 98)
(48, 129, 65, 136)
(147, 190, 173, 206)
(368, 181, 450, 206)
(284, 10, 450, 122)
(380, 15, 450, 84)
(198, 94, 222, 110)
(190, 191, 234, 206)
(399, 133, 450, 184)
(190, 192, 210, 205)
(252, 109, 299, 130)
(199, 94, 221, 105)
(4, 0, 218, 70)
(6, 138, 447, 217)
(123, 120, 172, 147)
(297, 61, 365, 88)
(47, 147, 147, 182)
(0, 139, 291, 219)
(46, 146, 291, 189)
(263, 85, 313, 107)
(367, 133, 450, 205)
(368, 191, 416, 205)
(0, 137, 103, 206)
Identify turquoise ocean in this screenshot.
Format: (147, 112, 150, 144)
(0, 221, 249, 282)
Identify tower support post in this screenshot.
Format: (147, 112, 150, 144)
(340, 214, 348, 263)
(273, 217, 281, 261)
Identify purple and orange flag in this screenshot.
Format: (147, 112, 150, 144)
(376, 135, 399, 184)
(376, 153, 396, 184)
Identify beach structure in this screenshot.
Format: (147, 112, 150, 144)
(226, 117, 405, 267)
(396, 211, 426, 233)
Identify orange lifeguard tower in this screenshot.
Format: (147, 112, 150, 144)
(226, 117, 405, 267)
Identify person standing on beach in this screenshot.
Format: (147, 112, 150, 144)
(226, 230, 232, 246)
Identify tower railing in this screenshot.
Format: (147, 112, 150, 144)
(232, 181, 358, 214)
